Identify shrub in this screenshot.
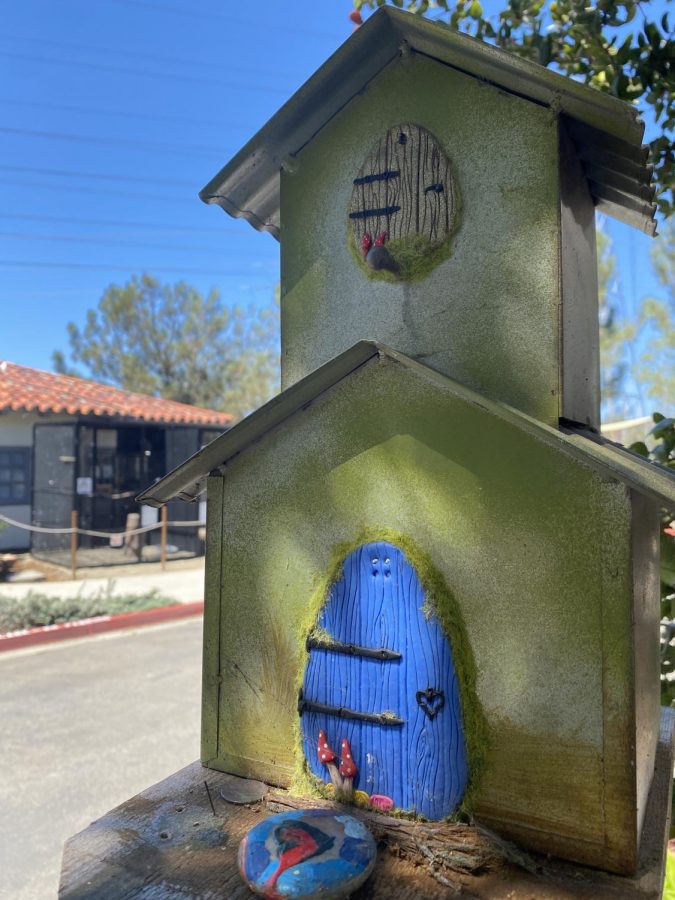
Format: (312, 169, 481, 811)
(0, 584, 174, 632)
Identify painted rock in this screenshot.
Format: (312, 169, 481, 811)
(238, 808, 377, 899)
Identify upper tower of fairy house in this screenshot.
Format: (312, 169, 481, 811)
(200, 8, 655, 431)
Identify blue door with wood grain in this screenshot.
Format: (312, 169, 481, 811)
(299, 541, 468, 819)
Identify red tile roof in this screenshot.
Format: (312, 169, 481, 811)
(0, 361, 233, 427)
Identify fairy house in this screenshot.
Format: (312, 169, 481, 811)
(138, 7, 675, 877)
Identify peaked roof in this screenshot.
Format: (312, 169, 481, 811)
(137, 342, 675, 510)
(200, 7, 656, 239)
(0, 361, 233, 428)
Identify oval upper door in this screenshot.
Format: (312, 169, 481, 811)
(348, 124, 459, 282)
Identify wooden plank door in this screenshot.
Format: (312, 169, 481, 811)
(300, 541, 468, 819)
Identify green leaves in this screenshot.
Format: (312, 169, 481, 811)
(355, 0, 674, 219)
(627, 414, 675, 706)
(648, 416, 675, 468)
(629, 413, 675, 471)
(0, 586, 172, 632)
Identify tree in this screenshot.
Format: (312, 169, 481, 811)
(597, 226, 636, 418)
(598, 221, 675, 419)
(355, 0, 673, 218)
(629, 413, 675, 706)
(52, 274, 280, 419)
(636, 221, 675, 410)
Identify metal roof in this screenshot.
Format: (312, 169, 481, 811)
(137, 341, 675, 510)
(200, 7, 656, 238)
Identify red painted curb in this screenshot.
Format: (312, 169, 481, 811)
(0, 600, 203, 653)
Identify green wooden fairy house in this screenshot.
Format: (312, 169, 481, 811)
(139, 7, 674, 878)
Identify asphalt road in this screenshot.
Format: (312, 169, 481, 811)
(0, 618, 202, 900)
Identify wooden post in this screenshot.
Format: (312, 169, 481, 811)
(160, 506, 168, 570)
(70, 510, 78, 580)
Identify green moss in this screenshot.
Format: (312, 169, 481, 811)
(236, 615, 298, 751)
(307, 624, 332, 643)
(291, 526, 489, 818)
(346, 181, 462, 284)
(348, 230, 455, 284)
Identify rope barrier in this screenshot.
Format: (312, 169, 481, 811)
(0, 512, 204, 538)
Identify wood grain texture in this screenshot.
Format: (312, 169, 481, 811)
(300, 541, 468, 818)
(60, 752, 674, 899)
(349, 124, 455, 247)
(201, 473, 224, 765)
(266, 791, 524, 875)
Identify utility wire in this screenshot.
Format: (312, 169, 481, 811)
(0, 212, 238, 235)
(0, 96, 254, 132)
(0, 163, 197, 188)
(3, 50, 291, 94)
(0, 260, 276, 276)
(0, 232, 232, 253)
(101, 0, 338, 40)
(0, 32, 305, 81)
(0, 125, 229, 157)
(0, 177, 199, 204)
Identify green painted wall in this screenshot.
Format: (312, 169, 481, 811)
(207, 354, 641, 871)
(281, 54, 561, 425)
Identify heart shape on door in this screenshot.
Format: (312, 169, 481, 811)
(416, 688, 445, 720)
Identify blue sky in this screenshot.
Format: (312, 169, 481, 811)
(0, 0, 670, 420)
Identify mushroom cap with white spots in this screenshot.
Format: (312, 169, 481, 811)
(317, 729, 337, 764)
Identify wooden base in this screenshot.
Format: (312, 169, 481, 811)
(59, 709, 675, 899)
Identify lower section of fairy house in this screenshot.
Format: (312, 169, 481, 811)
(200, 356, 660, 875)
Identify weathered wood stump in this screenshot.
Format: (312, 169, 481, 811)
(59, 711, 674, 898)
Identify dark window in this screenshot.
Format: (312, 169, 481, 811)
(0, 447, 30, 504)
(200, 429, 224, 448)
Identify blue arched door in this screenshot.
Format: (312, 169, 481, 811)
(299, 541, 468, 819)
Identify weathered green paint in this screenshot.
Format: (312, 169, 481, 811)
(207, 353, 655, 872)
(281, 54, 562, 424)
(201, 473, 224, 765)
(138, 341, 675, 511)
(630, 491, 661, 841)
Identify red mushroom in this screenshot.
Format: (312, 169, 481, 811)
(339, 738, 357, 799)
(317, 730, 341, 789)
(364, 231, 399, 274)
(361, 232, 373, 259)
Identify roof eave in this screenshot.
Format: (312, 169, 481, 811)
(199, 9, 403, 240)
(200, 6, 654, 237)
(137, 341, 382, 506)
(138, 340, 675, 511)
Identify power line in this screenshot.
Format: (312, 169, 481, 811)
(0, 163, 196, 189)
(0, 232, 231, 253)
(0, 260, 276, 276)
(0, 125, 229, 157)
(101, 0, 338, 40)
(3, 50, 290, 95)
(0, 96, 253, 132)
(0, 177, 199, 204)
(0, 32, 304, 82)
(0, 211, 239, 235)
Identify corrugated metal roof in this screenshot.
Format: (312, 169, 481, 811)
(137, 341, 675, 510)
(200, 7, 656, 238)
(0, 361, 233, 427)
